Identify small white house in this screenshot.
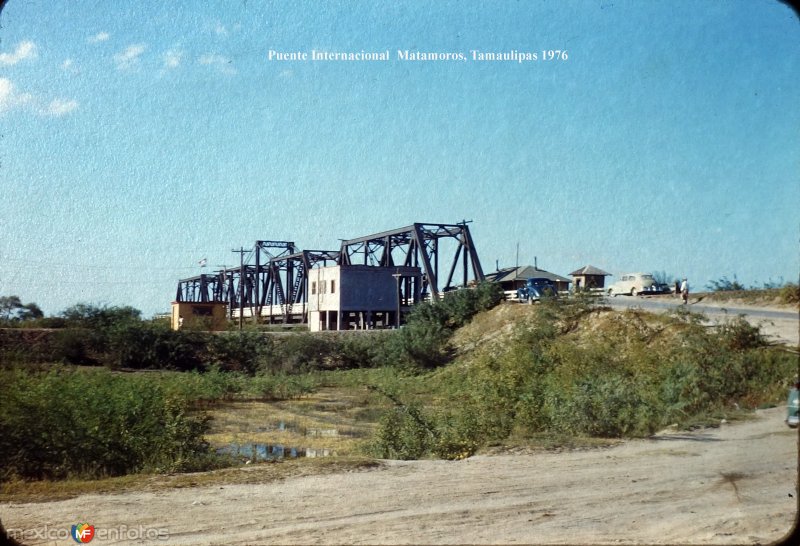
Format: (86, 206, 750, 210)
(307, 265, 421, 331)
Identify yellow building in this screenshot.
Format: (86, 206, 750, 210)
(171, 301, 228, 331)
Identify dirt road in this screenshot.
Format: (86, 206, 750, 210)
(2, 407, 797, 545)
(605, 296, 799, 347)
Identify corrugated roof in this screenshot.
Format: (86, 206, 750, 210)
(485, 265, 571, 284)
(569, 265, 611, 276)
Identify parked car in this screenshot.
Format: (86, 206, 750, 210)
(606, 272, 662, 296)
(517, 278, 558, 303)
(786, 380, 799, 428)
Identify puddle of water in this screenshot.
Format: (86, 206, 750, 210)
(217, 442, 337, 461)
(252, 420, 365, 439)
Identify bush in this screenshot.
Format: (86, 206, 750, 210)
(206, 332, 274, 374)
(706, 275, 746, 292)
(382, 282, 504, 369)
(51, 328, 96, 365)
(369, 300, 796, 459)
(370, 404, 436, 460)
(0, 367, 215, 481)
(778, 283, 800, 305)
(717, 316, 767, 351)
(264, 334, 334, 373)
(104, 322, 205, 371)
(60, 303, 141, 330)
(554, 374, 662, 437)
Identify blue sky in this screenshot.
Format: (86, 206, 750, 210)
(1, 0, 798, 316)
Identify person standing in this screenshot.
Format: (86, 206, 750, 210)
(680, 278, 689, 304)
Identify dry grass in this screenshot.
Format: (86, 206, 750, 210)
(449, 302, 542, 359)
(205, 387, 378, 455)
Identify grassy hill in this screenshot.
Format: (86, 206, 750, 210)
(366, 297, 795, 459)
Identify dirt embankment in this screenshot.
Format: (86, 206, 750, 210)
(2, 407, 797, 545)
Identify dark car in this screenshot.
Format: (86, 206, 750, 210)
(517, 278, 558, 303)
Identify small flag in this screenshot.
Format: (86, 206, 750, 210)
(198, 258, 207, 267)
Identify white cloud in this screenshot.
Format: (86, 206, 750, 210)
(0, 78, 77, 117)
(42, 98, 79, 117)
(114, 43, 147, 70)
(163, 49, 184, 69)
(61, 58, 79, 73)
(0, 40, 38, 66)
(88, 31, 110, 44)
(0, 78, 33, 113)
(199, 54, 236, 75)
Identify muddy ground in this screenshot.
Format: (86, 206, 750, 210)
(2, 406, 797, 545)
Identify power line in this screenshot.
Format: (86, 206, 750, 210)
(0, 258, 203, 271)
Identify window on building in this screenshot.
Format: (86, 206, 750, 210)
(311, 281, 317, 295)
(331, 280, 336, 294)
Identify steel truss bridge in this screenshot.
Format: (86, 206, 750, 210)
(174, 222, 484, 324)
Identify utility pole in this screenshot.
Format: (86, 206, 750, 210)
(392, 268, 402, 328)
(232, 247, 246, 331)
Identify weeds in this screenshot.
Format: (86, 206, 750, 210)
(0, 367, 215, 481)
(369, 298, 796, 458)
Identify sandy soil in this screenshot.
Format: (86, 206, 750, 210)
(2, 407, 797, 545)
(702, 308, 799, 348)
(607, 295, 800, 347)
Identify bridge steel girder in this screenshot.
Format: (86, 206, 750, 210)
(262, 250, 340, 323)
(175, 222, 484, 323)
(338, 222, 485, 301)
(175, 273, 227, 304)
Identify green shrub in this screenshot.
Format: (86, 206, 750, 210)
(245, 372, 320, 400)
(370, 403, 435, 460)
(382, 282, 504, 369)
(206, 332, 274, 374)
(717, 316, 767, 351)
(335, 332, 394, 369)
(51, 328, 96, 365)
(60, 303, 142, 330)
(558, 374, 662, 437)
(0, 367, 215, 481)
(104, 322, 205, 371)
(706, 275, 746, 292)
(368, 300, 796, 459)
(263, 333, 334, 373)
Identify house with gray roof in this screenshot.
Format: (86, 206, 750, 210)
(569, 265, 611, 291)
(485, 265, 572, 293)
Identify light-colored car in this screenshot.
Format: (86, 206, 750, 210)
(607, 273, 658, 296)
(787, 381, 799, 428)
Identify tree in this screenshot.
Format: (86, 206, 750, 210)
(0, 296, 44, 322)
(0, 296, 23, 321)
(651, 271, 675, 286)
(18, 303, 44, 320)
(60, 303, 141, 329)
(706, 275, 746, 292)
